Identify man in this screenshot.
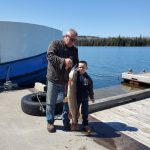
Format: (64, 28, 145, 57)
(46, 28, 79, 133)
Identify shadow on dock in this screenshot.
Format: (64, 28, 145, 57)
(87, 116, 150, 150)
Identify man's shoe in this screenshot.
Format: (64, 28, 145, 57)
(64, 123, 71, 131)
(47, 123, 56, 133)
(83, 126, 91, 134)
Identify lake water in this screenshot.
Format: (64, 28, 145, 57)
(78, 46, 150, 89)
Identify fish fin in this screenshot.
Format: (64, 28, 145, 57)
(68, 80, 73, 86)
(63, 97, 68, 103)
(68, 80, 72, 85)
(68, 111, 72, 119)
(70, 81, 74, 86)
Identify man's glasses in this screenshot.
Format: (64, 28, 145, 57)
(66, 35, 77, 42)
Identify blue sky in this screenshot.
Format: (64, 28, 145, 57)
(0, 0, 150, 37)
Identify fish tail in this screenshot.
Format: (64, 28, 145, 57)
(71, 122, 79, 131)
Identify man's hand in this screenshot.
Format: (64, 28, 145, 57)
(65, 58, 73, 70)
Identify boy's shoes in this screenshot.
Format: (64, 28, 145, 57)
(82, 126, 91, 134)
(47, 123, 56, 133)
(64, 123, 71, 131)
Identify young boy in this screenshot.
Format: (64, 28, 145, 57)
(76, 60, 94, 133)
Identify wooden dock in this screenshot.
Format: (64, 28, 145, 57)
(91, 97, 150, 149)
(122, 71, 150, 85)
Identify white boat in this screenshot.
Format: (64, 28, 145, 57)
(0, 21, 62, 86)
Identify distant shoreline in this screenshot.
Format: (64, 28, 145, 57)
(76, 36, 150, 46)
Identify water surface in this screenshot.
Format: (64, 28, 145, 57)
(78, 46, 150, 89)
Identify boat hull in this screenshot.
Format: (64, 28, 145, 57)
(0, 53, 47, 86)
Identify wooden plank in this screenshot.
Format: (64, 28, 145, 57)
(91, 112, 150, 147)
(91, 98, 150, 148)
(114, 106, 150, 124)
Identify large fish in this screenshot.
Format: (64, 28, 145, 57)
(66, 67, 79, 127)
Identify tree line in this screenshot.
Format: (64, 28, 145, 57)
(76, 36, 150, 46)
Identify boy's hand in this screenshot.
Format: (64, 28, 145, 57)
(91, 99, 95, 103)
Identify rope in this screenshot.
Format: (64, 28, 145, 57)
(36, 92, 46, 113)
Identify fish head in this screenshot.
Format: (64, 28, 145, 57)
(69, 67, 78, 81)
